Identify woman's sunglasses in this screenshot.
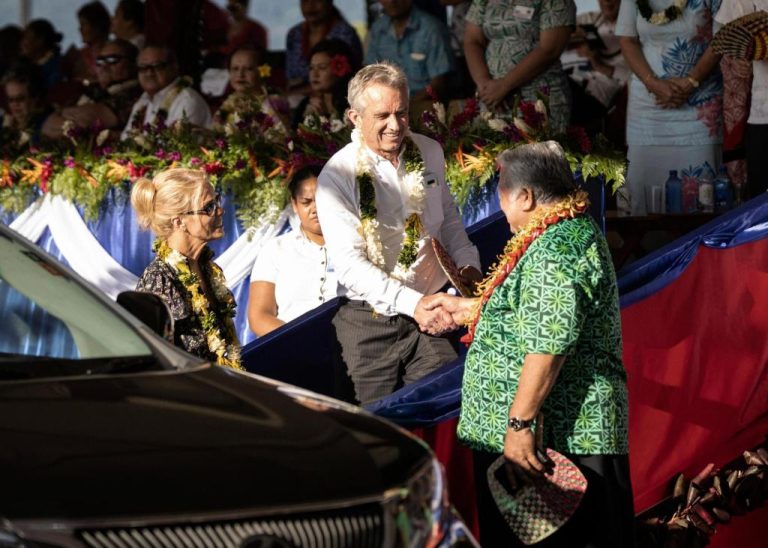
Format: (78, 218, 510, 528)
(182, 193, 222, 216)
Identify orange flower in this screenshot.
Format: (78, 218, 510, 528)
(1, 160, 13, 188)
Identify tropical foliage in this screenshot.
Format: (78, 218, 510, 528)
(0, 95, 626, 230)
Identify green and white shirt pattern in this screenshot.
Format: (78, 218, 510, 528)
(457, 216, 629, 455)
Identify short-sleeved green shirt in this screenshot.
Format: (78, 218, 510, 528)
(466, 0, 576, 133)
(457, 216, 629, 455)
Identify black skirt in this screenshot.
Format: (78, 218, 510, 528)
(472, 449, 636, 548)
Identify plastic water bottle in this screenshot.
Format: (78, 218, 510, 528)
(682, 174, 699, 214)
(665, 170, 683, 214)
(714, 165, 733, 213)
(698, 170, 714, 213)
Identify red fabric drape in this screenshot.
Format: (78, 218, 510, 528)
(419, 239, 768, 545)
(622, 240, 768, 514)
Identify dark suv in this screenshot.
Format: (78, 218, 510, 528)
(0, 224, 476, 548)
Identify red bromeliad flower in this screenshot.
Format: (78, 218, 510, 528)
(40, 159, 53, 193)
(519, 101, 545, 130)
(330, 54, 351, 78)
(203, 161, 225, 176)
(567, 126, 593, 154)
(127, 161, 149, 179)
(450, 98, 479, 130)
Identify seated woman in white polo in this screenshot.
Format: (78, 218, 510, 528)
(247, 166, 338, 336)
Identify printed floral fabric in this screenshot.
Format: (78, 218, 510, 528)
(457, 217, 629, 455)
(466, 0, 575, 133)
(136, 256, 234, 362)
(616, 0, 724, 146)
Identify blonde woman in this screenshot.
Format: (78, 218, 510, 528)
(131, 168, 242, 369)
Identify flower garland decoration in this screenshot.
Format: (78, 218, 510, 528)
(353, 127, 426, 274)
(461, 190, 590, 345)
(637, 0, 686, 25)
(154, 238, 243, 370)
(330, 54, 351, 77)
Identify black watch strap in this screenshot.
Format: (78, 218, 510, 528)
(508, 416, 534, 431)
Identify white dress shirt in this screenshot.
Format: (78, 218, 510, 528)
(716, 0, 768, 125)
(316, 132, 480, 318)
(121, 78, 212, 139)
(250, 229, 338, 323)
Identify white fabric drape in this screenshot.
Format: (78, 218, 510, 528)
(8, 195, 289, 299)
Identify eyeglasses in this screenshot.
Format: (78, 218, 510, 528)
(182, 193, 222, 216)
(96, 54, 125, 67)
(137, 61, 170, 74)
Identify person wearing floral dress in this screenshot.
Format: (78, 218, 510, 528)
(617, 0, 723, 215)
(214, 47, 288, 142)
(131, 168, 242, 370)
(463, 0, 576, 133)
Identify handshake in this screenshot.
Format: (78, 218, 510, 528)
(413, 293, 479, 336)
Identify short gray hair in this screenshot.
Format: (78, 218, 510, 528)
(347, 62, 409, 113)
(497, 141, 576, 203)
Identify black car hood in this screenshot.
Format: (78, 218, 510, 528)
(0, 365, 430, 521)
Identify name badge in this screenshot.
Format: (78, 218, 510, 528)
(512, 5, 535, 20)
(410, 52, 426, 61)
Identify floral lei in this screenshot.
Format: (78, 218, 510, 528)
(353, 128, 426, 276)
(461, 190, 590, 345)
(637, 0, 686, 25)
(153, 238, 243, 370)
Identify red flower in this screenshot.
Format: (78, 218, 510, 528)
(329, 54, 351, 78)
(567, 126, 593, 154)
(203, 161, 226, 176)
(127, 161, 149, 179)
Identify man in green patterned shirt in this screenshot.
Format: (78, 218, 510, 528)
(428, 141, 634, 547)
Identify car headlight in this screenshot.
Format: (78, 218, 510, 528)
(383, 456, 450, 547)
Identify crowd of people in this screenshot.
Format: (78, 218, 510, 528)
(2, 0, 763, 214)
(3, 1, 766, 546)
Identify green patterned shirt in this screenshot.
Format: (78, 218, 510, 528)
(466, 0, 575, 133)
(457, 216, 629, 455)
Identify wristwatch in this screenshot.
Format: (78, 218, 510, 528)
(508, 416, 534, 431)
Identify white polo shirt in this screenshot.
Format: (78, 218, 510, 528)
(250, 230, 338, 323)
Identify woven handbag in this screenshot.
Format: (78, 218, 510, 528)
(712, 11, 768, 60)
(486, 416, 588, 545)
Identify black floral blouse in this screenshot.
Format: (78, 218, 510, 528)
(136, 256, 228, 362)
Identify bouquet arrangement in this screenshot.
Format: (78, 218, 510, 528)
(1, 91, 625, 230)
(420, 92, 626, 212)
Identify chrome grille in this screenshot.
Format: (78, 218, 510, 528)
(77, 506, 383, 548)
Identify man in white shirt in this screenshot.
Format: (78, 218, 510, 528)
(316, 62, 481, 405)
(716, 0, 768, 199)
(121, 45, 211, 139)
